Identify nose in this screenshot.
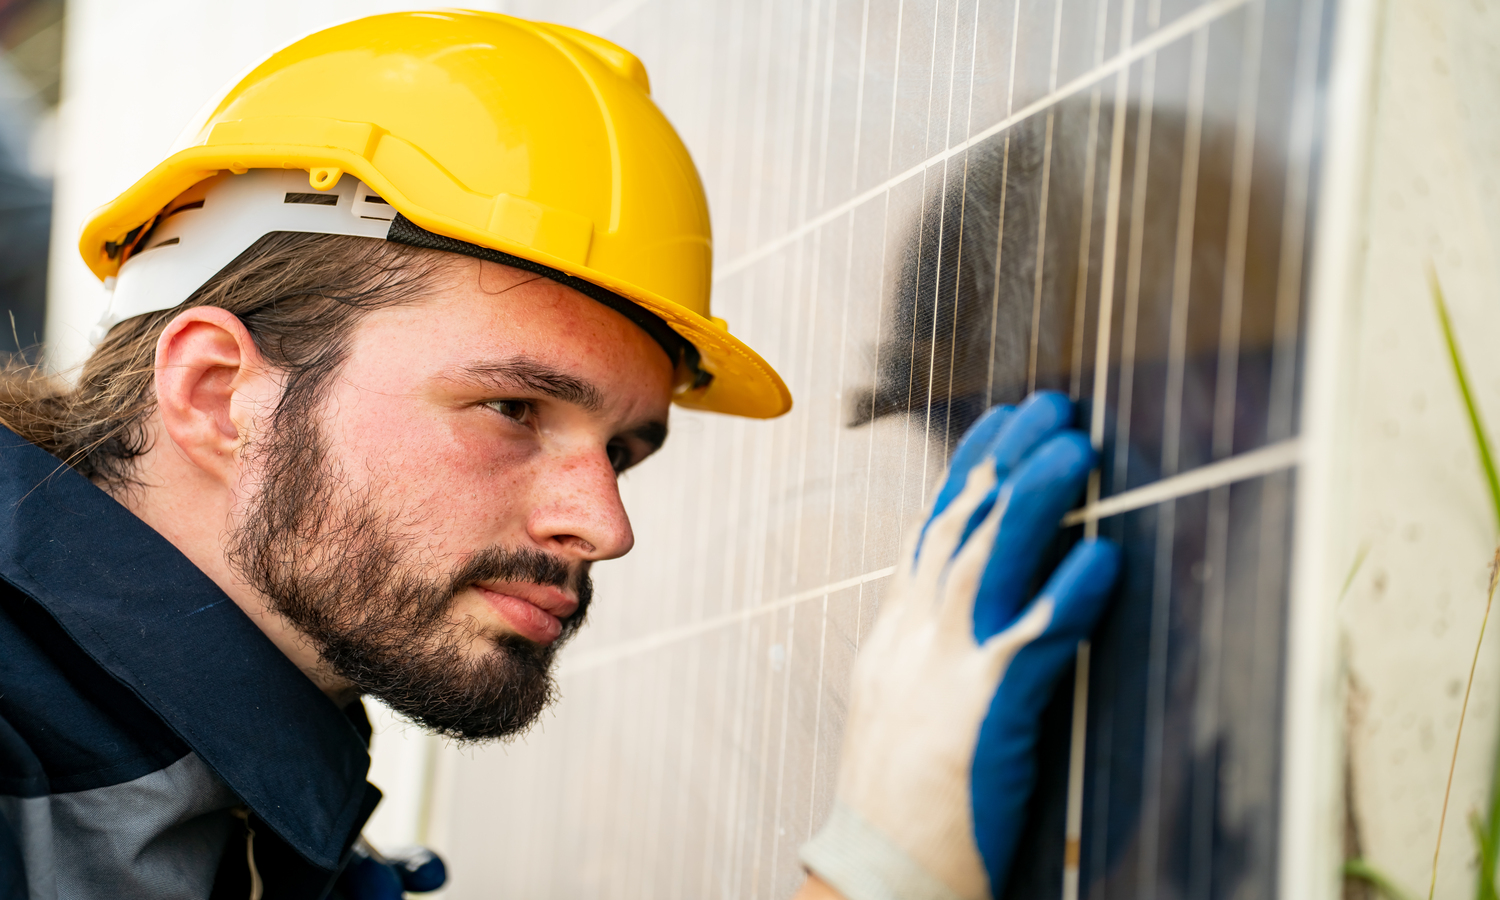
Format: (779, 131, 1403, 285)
(526, 446, 635, 562)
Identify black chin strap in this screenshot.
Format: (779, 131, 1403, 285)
(386, 214, 710, 390)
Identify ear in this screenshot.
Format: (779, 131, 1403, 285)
(154, 307, 275, 483)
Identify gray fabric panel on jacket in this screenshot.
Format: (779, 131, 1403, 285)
(2, 796, 53, 900)
(0, 753, 239, 900)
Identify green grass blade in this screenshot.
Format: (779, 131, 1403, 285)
(1430, 268, 1500, 532)
(1345, 859, 1419, 900)
(1484, 778, 1500, 900)
(1339, 543, 1371, 605)
(1481, 556, 1500, 900)
(1427, 270, 1500, 900)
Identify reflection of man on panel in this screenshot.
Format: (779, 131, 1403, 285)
(0, 12, 1117, 900)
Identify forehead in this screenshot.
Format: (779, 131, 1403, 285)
(342, 258, 676, 412)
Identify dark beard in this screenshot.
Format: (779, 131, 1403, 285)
(226, 398, 591, 743)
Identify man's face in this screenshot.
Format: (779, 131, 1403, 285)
(228, 259, 675, 740)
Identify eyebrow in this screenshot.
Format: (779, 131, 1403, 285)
(456, 358, 604, 412)
(456, 358, 669, 456)
(453, 358, 671, 454)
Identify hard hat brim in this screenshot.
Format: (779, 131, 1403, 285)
(80, 148, 793, 419)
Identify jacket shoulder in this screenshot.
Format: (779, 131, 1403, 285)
(0, 578, 190, 797)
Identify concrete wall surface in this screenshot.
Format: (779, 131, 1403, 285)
(1331, 0, 1500, 896)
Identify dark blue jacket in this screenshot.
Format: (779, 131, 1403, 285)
(0, 429, 381, 898)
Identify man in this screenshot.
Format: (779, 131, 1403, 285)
(0, 11, 1118, 900)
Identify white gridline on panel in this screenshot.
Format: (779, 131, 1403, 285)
(657, 5, 858, 894)
(1135, 22, 1211, 898)
(1066, 0, 1145, 877)
(917, 0, 983, 515)
(728, 2, 816, 865)
(1074, 0, 1317, 892)
(799, 0, 877, 867)
(712, 0, 1254, 285)
(785, 0, 865, 877)
(774, 8, 984, 881)
(698, 7, 1243, 900)
(1190, 5, 1267, 895)
(582, 0, 652, 34)
(561, 438, 1300, 679)
(770, 1, 871, 886)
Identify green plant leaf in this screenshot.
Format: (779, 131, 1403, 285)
(1339, 543, 1371, 605)
(1482, 680, 1500, 900)
(1345, 859, 1419, 900)
(1430, 268, 1500, 532)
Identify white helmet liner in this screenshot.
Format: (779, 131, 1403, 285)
(94, 169, 395, 343)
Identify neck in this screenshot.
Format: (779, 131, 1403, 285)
(108, 434, 360, 707)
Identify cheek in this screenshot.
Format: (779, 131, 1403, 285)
(327, 397, 535, 547)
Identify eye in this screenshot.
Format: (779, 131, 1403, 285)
(486, 399, 534, 426)
(607, 440, 633, 474)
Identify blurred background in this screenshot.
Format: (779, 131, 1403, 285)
(21, 1, 1500, 898)
(0, 0, 58, 361)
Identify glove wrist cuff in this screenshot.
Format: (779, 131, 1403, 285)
(800, 802, 966, 900)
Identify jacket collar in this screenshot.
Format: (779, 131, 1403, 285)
(0, 428, 374, 871)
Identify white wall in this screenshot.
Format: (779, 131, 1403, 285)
(1326, 0, 1500, 894)
(45, 0, 469, 373)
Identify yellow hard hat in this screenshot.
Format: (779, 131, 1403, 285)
(78, 9, 791, 419)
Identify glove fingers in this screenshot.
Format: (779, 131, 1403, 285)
(974, 538, 1120, 664)
(920, 392, 1073, 558)
(926, 404, 1013, 522)
(948, 392, 1076, 550)
(937, 483, 1006, 628)
(915, 460, 999, 589)
(918, 406, 1010, 564)
(985, 391, 1074, 473)
(1028, 537, 1121, 641)
(971, 431, 1095, 641)
(970, 540, 1121, 891)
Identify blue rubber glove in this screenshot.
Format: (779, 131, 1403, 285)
(801, 392, 1120, 900)
(336, 839, 447, 898)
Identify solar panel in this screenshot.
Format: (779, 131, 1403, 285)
(427, 2, 1330, 897)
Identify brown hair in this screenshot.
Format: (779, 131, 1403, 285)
(0, 231, 450, 487)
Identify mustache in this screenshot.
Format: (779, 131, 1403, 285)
(447, 545, 593, 623)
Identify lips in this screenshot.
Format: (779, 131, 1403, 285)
(473, 581, 579, 645)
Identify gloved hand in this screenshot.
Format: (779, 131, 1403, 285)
(334, 838, 447, 898)
(801, 391, 1120, 900)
